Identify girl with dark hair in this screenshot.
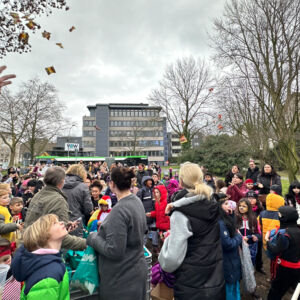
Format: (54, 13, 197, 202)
(285, 181, 300, 224)
(218, 199, 242, 300)
(225, 165, 240, 187)
(236, 198, 261, 265)
(90, 181, 103, 210)
(227, 173, 246, 203)
(257, 164, 282, 199)
(87, 167, 148, 300)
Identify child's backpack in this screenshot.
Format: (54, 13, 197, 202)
(266, 228, 289, 259)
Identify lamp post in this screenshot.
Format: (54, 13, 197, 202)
(67, 124, 76, 157)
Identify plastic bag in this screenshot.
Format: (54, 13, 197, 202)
(0, 264, 10, 295)
(240, 240, 256, 294)
(70, 246, 99, 294)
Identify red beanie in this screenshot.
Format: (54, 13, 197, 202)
(245, 179, 254, 184)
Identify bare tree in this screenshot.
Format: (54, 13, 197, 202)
(0, 0, 69, 58)
(212, 0, 300, 182)
(0, 88, 32, 166)
(149, 57, 214, 150)
(20, 79, 68, 163)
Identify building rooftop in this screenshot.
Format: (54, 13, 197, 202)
(87, 103, 161, 110)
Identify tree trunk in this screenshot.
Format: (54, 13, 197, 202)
(9, 147, 16, 167)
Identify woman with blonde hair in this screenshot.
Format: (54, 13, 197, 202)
(11, 214, 70, 299)
(62, 164, 93, 237)
(159, 163, 225, 300)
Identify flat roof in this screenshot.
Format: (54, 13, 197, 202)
(87, 103, 161, 110)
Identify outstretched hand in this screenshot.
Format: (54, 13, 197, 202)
(0, 66, 16, 92)
(165, 203, 173, 215)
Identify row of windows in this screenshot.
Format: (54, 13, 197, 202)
(172, 142, 181, 146)
(83, 141, 95, 148)
(110, 109, 159, 117)
(109, 140, 164, 147)
(83, 131, 96, 137)
(110, 130, 164, 137)
(109, 120, 163, 128)
(109, 150, 164, 157)
(83, 120, 96, 127)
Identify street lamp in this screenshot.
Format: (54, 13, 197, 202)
(67, 124, 76, 157)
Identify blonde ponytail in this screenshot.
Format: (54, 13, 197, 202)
(194, 182, 212, 199)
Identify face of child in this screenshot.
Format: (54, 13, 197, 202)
(91, 187, 101, 199)
(204, 175, 212, 182)
(221, 200, 232, 214)
(239, 202, 248, 214)
(152, 175, 158, 183)
(85, 179, 91, 187)
(28, 186, 35, 193)
(10, 202, 23, 214)
(246, 182, 254, 189)
(154, 189, 161, 201)
(49, 219, 68, 242)
(248, 197, 257, 207)
(0, 194, 10, 206)
(100, 204, 108, 212)
(233, 175, 242, 184)
(146, 180, 152, 188)
(0, 254, 11, 265)
(292, 187, 300, 195)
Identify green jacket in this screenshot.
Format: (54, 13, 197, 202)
(25, 185, 86, 250)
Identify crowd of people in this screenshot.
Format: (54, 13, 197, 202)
(0, 159, 299, 299)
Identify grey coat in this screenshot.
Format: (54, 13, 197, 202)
(87, 193, 147, 300)
(62, 174, 93, 237)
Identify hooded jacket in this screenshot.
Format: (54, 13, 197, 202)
(137, 176, 154, 224)
(62, 174, 93, 237)
(150, 185, 170, 231)
(159, 193, 225, 300)
(11, 245, 69, 300)
(259, 193, 285, 250)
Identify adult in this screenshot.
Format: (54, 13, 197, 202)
(159, 163, 225, 300)
(87, 167, 147, 300)
(90, 181, 103, 209)
(62, 164, 93, 237)
(246, 160, 260, 183)
(0, 65, 16, 92)
(25, 166, 86, 250)
(136, 163, 148, 188)
(257, 163, 282, 203)
(225, 165, 240, 187)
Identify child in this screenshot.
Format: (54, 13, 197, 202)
(266, 206, 300, 300)
(0, 190, 21, 242)
(146, 185, 170, 241)
(236, 198, 261, 265)
(285, 181, 300, 224)
(227, 173, 246, 203)
(22, 179, 37, 208)
(0, 238, 21, 300)
(259, 193, 285, 250)
(9, 197, 26, 224)
(244, 179, 258, 194)
(218, 198, 242, 300)
(11, 214, 70, 299)
(204, 172, 216, 192)
(88, 196, 112, 231)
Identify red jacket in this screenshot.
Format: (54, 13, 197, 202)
(150, 185, 170, 231)
(227, 183, 246, 203)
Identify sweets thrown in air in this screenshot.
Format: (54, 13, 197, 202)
(56, 43, 64, 49)
(26, 21, 36, 30)
(179, 135, 188, 144)
(69, 26, 76, 32)
(42, 31, 51, 40)
(18, 32, 29, 44)
(45, 66, 56, 75)
(218, 124, 224, 130)
(10, 12, 20, 24)
(209, 88, 214, 92)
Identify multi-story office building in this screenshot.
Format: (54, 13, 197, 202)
(82, 103, 168, 164)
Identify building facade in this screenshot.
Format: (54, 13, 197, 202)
(82, 103, 168, 163)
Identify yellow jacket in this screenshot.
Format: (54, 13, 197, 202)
(0, 205, 18, 241)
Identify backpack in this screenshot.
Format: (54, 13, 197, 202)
(266, 228, 289, 259)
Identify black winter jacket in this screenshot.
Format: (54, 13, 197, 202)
(246, 166, 260, 183)
(173, 198, 225, 300)
(257, 174, 282, 195)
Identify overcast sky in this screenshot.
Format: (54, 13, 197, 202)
(2, 0, 225, 136)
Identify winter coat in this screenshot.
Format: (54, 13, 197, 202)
(225, 171, 235, 187)
(87, 193, 147, 300)
(246, 166, 260, 183)
(259, 193, 285, 250)
(0, 205, 18, 241)
(159, 193, 225, 300)
(25, 186, 86, 251)
(257, 174, 282, 195)
(227, 183, 246, 203)
(62, 174, 93, 237)
(11, 245, 69, 300)
(137, 176, 154, 225)
(150, 185, 170, 231)
(219, 219, 242, 284)
(136, 170, 149, 188)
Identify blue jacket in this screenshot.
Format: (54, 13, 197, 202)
(219, 220, 242, 284)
